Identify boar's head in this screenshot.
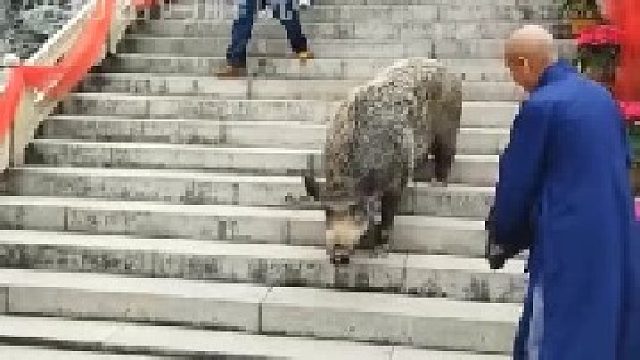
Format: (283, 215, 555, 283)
(304, 175, 368, 263)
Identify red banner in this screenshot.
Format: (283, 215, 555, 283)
(0, 0, 158, 138)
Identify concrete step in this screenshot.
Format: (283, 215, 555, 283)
(0, 196, 489, 256)
(39, 117, 330, 148)
(0, 230, 526, 302)
(9, 167, 496, 217)
(115, 36, 421, 58)
(77, 74, 523, 102)
(27, 139, 324, 175)
(0, 346, 158, 360)
(99, 55, 516, 82)
(26, 139, 500, 184)
(142, 3, 561, 22)
(0, 269, 521, 353)
(57, 94, 339, 122)
(132, 19, 559, 40)
(117, 36, 574, 59)
(0, 346, 160, 360)
(41, 117, 328, 148)
(40, 116, 511, 154)
(173, 0, 559, 6)
(0, 315, 512, 359)
(56, 94, 519, 128)
(76, 74, 362, 101)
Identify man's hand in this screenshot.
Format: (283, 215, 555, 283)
(485, 206, 518, 270)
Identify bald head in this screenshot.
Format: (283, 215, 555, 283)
(506, 25, 556, 62)
(504, 25, 557, 91)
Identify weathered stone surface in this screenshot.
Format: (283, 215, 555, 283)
(0, 230, 528, 302)
(404, 254, 526, 303)
(1, 0, 86, 59)
(1, 269, 266, 331)
(261, 286, 521, 353)
(0, 287, 6, 314)
(76, 74, 522, 102)
(0, 315, 397, 359)
(100, 55, 516, 82)
(9, 168, 495, 217)
(118, 36, 574, 59)
(134, 19, 560, 40)
(0, 345, 159, 359)
(0, 197, 492, 255)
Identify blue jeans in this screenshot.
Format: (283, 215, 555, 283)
(226, 0, 308, 67)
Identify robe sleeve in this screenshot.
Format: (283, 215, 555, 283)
(493, 100, 550, 250)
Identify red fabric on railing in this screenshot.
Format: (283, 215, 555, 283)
(0, 0, 159, 138)
(0, 66, 64, 136)
(46, 0, 114, 99)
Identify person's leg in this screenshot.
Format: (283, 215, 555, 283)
(224, 0, 258, 70)
(272, 0, 310, 56)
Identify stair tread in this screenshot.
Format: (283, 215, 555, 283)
(44, 115, 511, 133)
(0, 268, 522, 321)
(66, 92, 520, 104)
(0, 230, 524, 273)
(81, 73, 518, 87)
(0, 195, 485, 225)
(29, 138, 501, 159)
(0, 346, 158, 359)
(0, 315, 509, 359)
(13, 166, 497, 190)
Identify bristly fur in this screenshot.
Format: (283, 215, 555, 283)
(303, 57, 463, 263)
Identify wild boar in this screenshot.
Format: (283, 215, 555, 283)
(304, 57, 462, 265)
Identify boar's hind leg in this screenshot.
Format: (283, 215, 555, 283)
(378, 190, 402, 247)
(433, 74, 462, 183)
(304, 175, 321, 201)
(433, 133, 456, 183)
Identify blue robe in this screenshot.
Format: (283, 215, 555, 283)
(493, 60, 640, 359)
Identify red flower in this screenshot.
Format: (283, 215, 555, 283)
(619, 101, 640, 123)
(577, 25, 622, 46)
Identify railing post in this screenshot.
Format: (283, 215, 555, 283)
(1, 53, 20, 172)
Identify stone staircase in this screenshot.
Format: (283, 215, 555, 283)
(0, 0, 571, 358)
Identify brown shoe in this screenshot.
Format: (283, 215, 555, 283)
(214, 65, 247, 78)
(295, 50, 314, 65)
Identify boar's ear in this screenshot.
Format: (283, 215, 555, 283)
(304, 175, 321, 201)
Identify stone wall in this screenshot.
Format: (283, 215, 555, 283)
(1, 0, 87, 60)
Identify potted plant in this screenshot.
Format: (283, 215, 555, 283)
(562, 0, 602, 37)
(575, 24, 621, 92)
(620, 101, 640, 196)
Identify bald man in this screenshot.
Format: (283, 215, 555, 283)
(487, 25, 639, 359)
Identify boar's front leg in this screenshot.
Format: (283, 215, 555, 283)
(355, 189, 402, 256)
(375, 189, 402, 254)
(330, 245, 352, 266)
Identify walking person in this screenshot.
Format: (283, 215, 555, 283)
(216, 0, 313, 78)
(487, 25, 639, 359)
